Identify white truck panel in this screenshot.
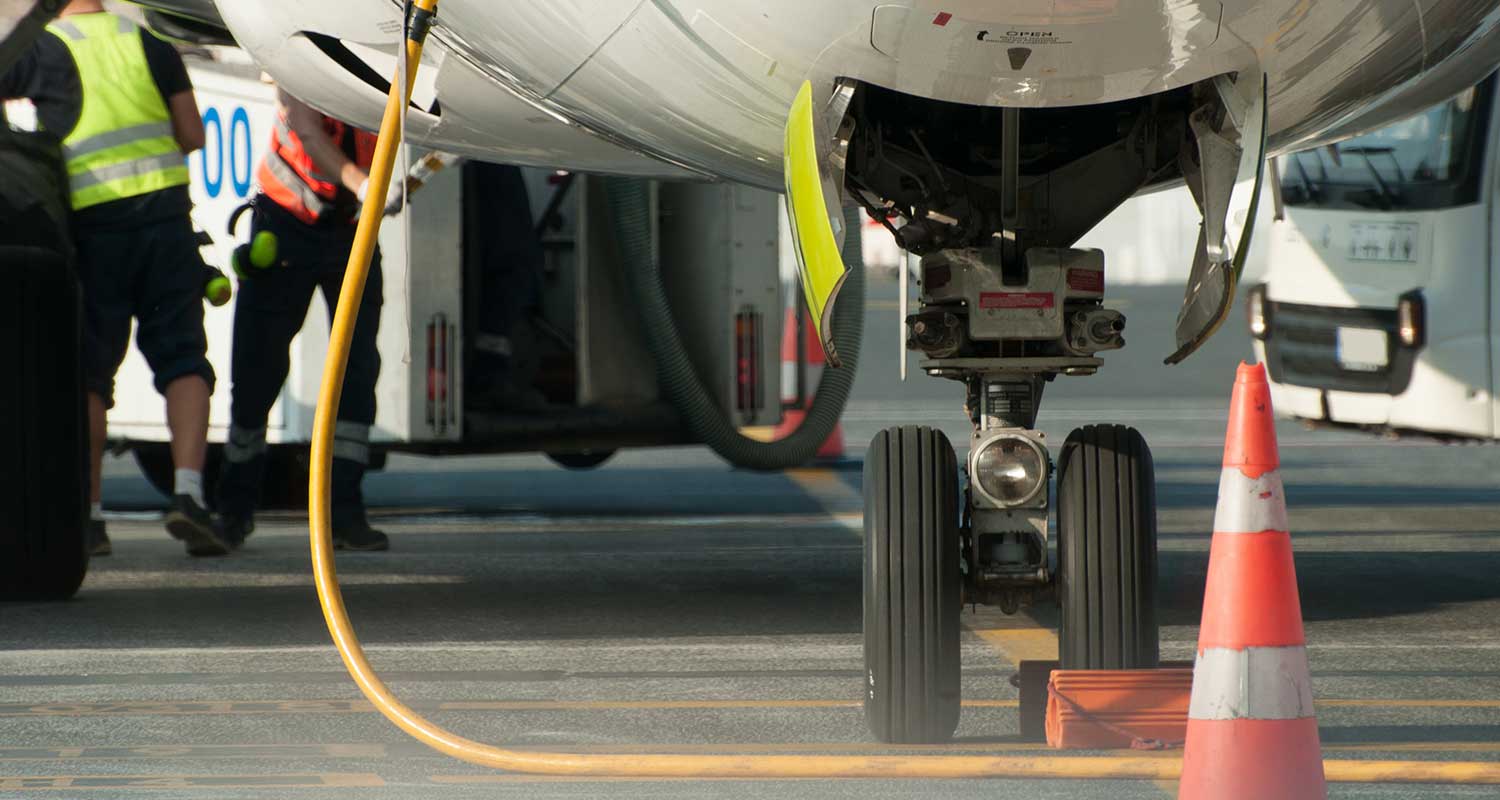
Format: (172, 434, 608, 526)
(108, 59, 461, 446)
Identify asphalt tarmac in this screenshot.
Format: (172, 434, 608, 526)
(3, 282, 1499, 798)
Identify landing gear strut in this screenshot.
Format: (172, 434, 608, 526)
(832, 71, 1265, 743)
(861, 243, 1159, 743)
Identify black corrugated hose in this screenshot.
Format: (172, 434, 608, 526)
(604, 177, 864, 470)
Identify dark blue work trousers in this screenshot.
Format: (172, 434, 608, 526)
(216, 200, 382, 527)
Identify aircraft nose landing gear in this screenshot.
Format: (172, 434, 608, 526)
(862, 245, 1159, 744)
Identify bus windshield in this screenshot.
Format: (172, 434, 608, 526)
(1278, 78, 1494, 211)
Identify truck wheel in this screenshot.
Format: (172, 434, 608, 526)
(0, 246, 89, 601)
(1056, 424, 1159, 669)
(863, 426, 962, 743)
(547, 450, 615, 470)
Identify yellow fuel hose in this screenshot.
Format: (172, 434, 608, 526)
(306, 0, 1500, 784)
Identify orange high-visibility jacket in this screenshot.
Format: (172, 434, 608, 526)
(256, 112, 376, 225)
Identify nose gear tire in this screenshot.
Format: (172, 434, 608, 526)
(862, 425, 962, 743)
(1056, 424, 1160, 669)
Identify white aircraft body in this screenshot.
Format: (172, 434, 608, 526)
(133, 3, 1500, 184)
(104, 0, 1500, 744)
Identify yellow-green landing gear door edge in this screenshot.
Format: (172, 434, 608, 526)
(784, 80, 851, 367)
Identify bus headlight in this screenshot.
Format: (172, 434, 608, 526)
(971, 433, 1048, 508)
(1247, 284, 1269, 340)
(1397, 291, 1425, 348)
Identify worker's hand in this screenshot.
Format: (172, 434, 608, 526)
(355, 177, 406, 217)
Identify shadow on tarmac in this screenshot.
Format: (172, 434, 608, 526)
(10, 532, 1499, 652)
(1159, 549, 1500, 626)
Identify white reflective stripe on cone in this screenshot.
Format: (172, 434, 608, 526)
(1189, 645, 1315, 721)
(1213, 468, 1288, 534)
(781, 361, 798, 402)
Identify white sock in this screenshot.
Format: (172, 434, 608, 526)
(174, 469, 205, 507)
(90, 501, 103, 521)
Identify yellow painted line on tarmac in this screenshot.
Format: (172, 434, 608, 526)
(971, 627, 1059, 666)
(0, 744, 388, 762)
(741, 425, 778, 442)
(0, 773, 383, 790)
(445, 699, 1019, 711)
(445, 699, 857, 711)
(7, 695, 1498, 719)
(1321, 699, 1500, 709)
(0, 698, 1017, 718)
(0, 700, 376, 717)
(1325, 742, 1500, 754)
(496, 740, 1053, 755)
(786, 467, 860, 505)
(432, 775, 830, 784)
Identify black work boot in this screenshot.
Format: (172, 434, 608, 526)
(87, 519, 111, 557)
(334, 520, 390, 552)
(165, 495, 231, 557)
(216, 515, 255, 550)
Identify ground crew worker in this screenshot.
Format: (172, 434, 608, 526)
(214, 88, 394, 552)
(0, 0, 228, 557)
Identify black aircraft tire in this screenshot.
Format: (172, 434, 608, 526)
(1056, 424, 1160, 669)
(863, 425, 962, 744)
(0, 246, 88, 601)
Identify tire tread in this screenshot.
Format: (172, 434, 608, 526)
(1057, 424, 1158, 669)
(864, 425, 960, 743)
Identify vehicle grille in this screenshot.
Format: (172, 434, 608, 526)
(1263, 300, 1417, 394)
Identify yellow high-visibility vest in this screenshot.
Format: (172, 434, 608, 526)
(47, 13, 188, 210)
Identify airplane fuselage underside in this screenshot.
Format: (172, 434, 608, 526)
(208, 1, 1500, 189)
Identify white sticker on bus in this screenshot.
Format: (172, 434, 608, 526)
(1347, 221, 1418, 263)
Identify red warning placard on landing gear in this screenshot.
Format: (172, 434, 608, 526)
(979, 292, 1055, 309)
(1066, 269, 1104, 293)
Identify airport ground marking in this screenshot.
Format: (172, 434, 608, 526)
(5, 696, 1499, 721)
(7, 739, 1498, 766)
(0, 744, 388, 762)
(785, 467, 861, 507)
(0, 773, 383, 790)
(970, 627, 1060, 666)
(0, 698, 1021, 718)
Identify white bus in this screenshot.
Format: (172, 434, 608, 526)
(1250, 75, 1499, 439)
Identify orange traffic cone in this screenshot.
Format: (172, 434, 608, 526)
(773, 306, 844, 459)
(1178, 362, 1326, 799)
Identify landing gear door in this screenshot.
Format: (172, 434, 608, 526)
(783, 80, 852, 367)
(1166, 72, 1268, 365)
